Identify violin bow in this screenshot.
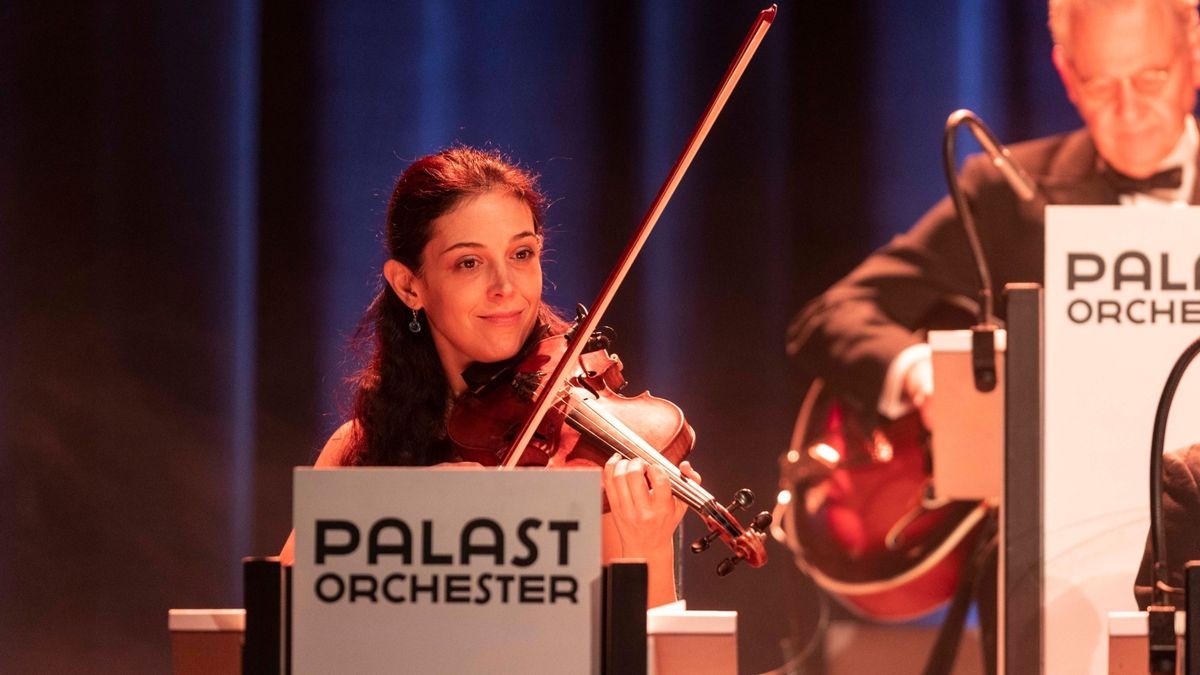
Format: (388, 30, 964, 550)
(503, 5, 777, 468)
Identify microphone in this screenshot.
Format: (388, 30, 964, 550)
(948, 109, 1040, 202)
(941, 109, 1040, 392)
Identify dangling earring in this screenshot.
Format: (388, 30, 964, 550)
(408, 308, 422, 334)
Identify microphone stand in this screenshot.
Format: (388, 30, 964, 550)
(941, 109, 1039, 393)
(935, 110, 1040, 675)
(1145, 335, 1200, 674)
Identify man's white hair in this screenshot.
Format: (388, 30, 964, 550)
(1048, 0, 1199, 52)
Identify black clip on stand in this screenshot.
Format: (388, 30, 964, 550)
(603, 560, 648, 675)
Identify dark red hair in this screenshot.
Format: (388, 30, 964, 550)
(345, 147, 551, 467)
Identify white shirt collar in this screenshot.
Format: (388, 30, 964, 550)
(1120, 115, 1198, 206)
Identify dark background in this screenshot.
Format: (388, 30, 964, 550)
(0, 1, 1079, 672)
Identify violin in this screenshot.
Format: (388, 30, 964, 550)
(447, 314, 770, 576)
(450, 5, 778, 576)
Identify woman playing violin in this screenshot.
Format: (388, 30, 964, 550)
(280, 146, 699, 608)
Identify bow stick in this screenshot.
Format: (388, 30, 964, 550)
(502, 5, 777, 467)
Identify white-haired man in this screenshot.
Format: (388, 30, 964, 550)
(787, 0, 1200, 612)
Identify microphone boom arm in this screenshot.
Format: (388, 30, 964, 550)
(942, 109, 1042, 392)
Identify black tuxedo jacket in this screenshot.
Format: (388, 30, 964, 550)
(786, 126, 1200, 607)
(785, 127, 1200, 415)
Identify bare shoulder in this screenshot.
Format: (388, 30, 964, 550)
(313, 420, 360, 467)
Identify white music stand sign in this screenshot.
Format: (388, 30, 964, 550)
(292, 467, 602, 674)
(1044, 205, 1200, 674)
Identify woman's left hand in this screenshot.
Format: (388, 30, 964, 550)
(602, 455, 701, 558)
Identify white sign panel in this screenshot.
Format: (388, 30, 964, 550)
(292, 467, 602, 674)
(1045, 205, 1200, 674)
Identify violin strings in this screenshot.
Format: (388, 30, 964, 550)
(558, 392, 741, 535)
(526, 384, 742, 538)
(563, 395, 710, 505)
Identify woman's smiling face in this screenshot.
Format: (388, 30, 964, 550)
(397, 190, 543, 383)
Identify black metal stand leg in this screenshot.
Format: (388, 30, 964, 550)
(1003, 283, 1044, 675)
(243, 556, 283, 675)
(1186, 562, 1199, 675)
(602, 561, 648, 675)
